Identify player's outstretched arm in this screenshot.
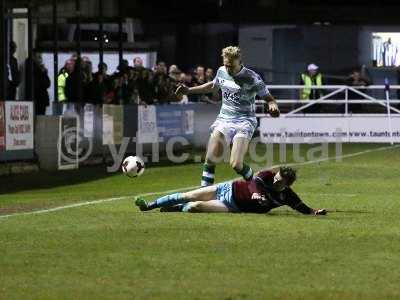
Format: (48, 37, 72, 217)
(175, 81, 214, 96)
(287, 189, 327, 216)
(292, 202, 327, 216)
(263, 94, 280, 118)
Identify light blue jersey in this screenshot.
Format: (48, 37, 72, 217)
(212, 66, 270, 121)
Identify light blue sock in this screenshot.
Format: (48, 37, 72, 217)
(150, 193, 186, 209)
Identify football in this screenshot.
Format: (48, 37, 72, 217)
(121, 156, 145, 177)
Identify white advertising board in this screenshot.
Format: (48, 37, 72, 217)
(260, 116, 400, 143)
(137, 105, 158, 143)
(5, 101, 34, 150)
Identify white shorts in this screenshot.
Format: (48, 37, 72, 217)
(210, 117, 257, 144)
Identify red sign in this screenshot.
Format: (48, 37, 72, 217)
(0, 102, 5, 151)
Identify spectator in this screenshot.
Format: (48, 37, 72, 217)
(58, 59, 75, 113)
(127, 68, 140, 103)
(169, 65, 181, 82)
(168, 68, 183, 103)
(120, 72, 134, 105)
(194, 65, 206, 85)
(89, 70, 107, 105)
(345, 65, 372, 113)
(169, 64, 178, 74)
(7, 41, 20, 100)
(154, 74, 172, 104)
(81, 57, 94, 103)
(184, 72, 195, 87)
(154, 61, 168, 77)
(97, 62, 108, 77)
(116, 59, 130, 75)
(90, 62, 110, 104)
(137, 68, 155, 104)
(300, 63, 324, 100)
(153, 61, 170, 103)
(65, 56, 92, 113)
(203, 67, 217, 102)
(133, 57, 144, 68)
(205, 68, 214, 82)
(104, 75, 122, 105)
(183, 73, 199, 102)
(25, 53, 50, 115)
(179, 72, 186, 84)
(300, 63, 324, 113)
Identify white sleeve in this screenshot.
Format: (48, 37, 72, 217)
(212, 69, 221, 89)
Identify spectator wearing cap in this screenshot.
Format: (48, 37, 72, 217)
(299, 63, 324, 113)
(300, 63, 324, 101)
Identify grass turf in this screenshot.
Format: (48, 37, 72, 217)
(1, 143, 400, 299)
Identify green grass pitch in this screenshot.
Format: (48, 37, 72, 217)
(1, 144, 400, 299)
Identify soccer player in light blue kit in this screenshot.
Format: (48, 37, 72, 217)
(176, 46, 280, 187)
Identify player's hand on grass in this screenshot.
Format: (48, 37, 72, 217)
(175, 84, 189, 96)
(313, 209, 327, 216)
(267, 101, 280, 118)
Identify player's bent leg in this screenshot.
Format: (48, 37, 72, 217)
(135, 185, 218, 211)
(202, 130, 227, 187)
(230, 136, 253, 181)
(183, 200, 230, 213)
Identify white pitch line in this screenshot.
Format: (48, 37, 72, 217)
(1, 144, 399, 220)
(0, 186, 198, 220)
(259, 144, 400, 170)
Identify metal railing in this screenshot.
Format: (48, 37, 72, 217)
(255, 85, 400, 145)
(255, 85, 400, 116)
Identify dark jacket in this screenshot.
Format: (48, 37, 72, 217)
(25, 57, 50, 114)
(7, 56, 20, 100)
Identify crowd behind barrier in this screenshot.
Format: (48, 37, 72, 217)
(17, 53, 220, 116)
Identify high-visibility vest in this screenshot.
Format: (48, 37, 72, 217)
(57, 72, 69, 102)
(301, 73, 322, 100)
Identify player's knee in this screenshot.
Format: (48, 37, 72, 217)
(230, 159, 243, 171)
(206, 147, 224, 163)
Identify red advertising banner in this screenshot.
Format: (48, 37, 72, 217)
(0, 102, 5, 151)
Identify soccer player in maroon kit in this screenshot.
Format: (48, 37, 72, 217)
(135, 166, 327, 215)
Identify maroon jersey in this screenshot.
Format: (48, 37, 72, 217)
(232, 170, 313, 214)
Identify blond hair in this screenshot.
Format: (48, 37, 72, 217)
(221, 46, 241, 60)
